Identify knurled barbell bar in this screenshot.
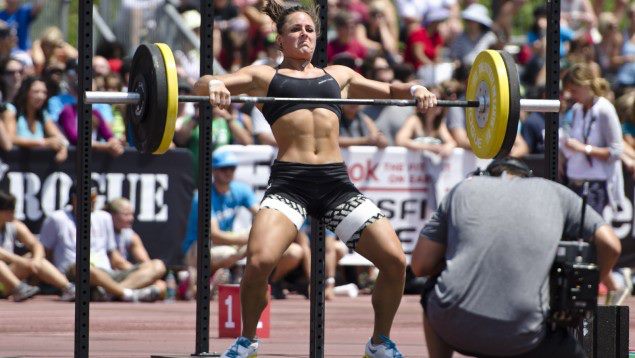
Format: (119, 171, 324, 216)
(84, 43, 560, 158)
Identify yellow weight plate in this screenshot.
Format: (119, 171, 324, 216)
(155, 43, 178, 155)
(465, 50, 510, 159)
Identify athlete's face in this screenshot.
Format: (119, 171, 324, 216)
(279, 12, 317, 61)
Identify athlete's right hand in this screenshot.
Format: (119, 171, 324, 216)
(208, 79, 231, 110)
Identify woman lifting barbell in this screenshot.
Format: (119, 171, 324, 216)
(194, 1, 436, 357)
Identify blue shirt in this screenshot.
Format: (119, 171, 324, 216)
(0, 5, 34, 51)
(181, 182, 257, 254)
(16, 113, 51, 139)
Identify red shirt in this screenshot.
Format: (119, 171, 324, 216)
(327, 39, 368, 63)
(404, 27, 444, 69)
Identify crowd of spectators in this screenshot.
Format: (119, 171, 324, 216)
(1, 0, 635, 302)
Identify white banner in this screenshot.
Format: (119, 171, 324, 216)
(218, 145, 488, 258)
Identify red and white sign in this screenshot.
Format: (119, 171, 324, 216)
(218, 284, 271, 338)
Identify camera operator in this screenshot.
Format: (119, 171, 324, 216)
(411, 157, 621, 358)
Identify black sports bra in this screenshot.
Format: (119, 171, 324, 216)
(262, 68, 342, 125)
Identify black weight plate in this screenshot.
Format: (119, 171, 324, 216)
(496, 50, 521, 159)
(126, 43, 169, 154)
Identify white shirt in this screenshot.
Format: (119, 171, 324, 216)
(563, 96, 623, 180)
(40, 209, 117, 273)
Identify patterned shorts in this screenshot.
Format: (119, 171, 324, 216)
(259, 160, 385, 248)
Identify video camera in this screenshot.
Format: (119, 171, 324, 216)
(549, 182, 599, 327)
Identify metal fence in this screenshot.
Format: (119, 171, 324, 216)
(25, 0, 199, 59)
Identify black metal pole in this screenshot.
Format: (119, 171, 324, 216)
(309, 2, 328, 357)
(545, 0, 560, 182)
(75, 0, 93, 357)
(194, 1, 215, 356)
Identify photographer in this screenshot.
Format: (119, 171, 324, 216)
(411, 157, 621, 358)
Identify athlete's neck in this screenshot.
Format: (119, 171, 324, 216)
(279, 58, 313, 72)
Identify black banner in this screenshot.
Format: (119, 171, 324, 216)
(0, 148, 195, 265)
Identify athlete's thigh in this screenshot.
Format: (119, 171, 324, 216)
(248, 208, 299, 263)
(354, 217, 405, 267)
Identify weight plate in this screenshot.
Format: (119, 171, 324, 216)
(466, 50, 510, 159)
(127, 43, 169, 154)
(496, 50, 521, 159)
(154, 43, 178, 155)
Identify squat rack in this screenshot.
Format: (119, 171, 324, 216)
(74, 0, 560, 357)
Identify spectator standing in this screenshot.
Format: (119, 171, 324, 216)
(560, 63, 625, 217)
(0, 0, 44, 51)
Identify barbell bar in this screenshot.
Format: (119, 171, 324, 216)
(82, 43, 561, 158)
(84, 92, 560, 113)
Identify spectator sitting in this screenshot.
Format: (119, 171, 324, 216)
(521, 86, 547, 154)
(212, 105, 253, 150)
(31, 26, 78, 75)
(103, 197, 166, 284)
(0, 56, 23, 103)
(338, 104, 388, 148)
(403, 6, 449, 71)
(0, 103, 13, 152)
(360, 56, 414, 145)
(181, 151, 305, 299)
(6, 76, 68, 163)
(395, 85, 456, 157)
(327, 11, 367, 64)
(615, 4, 635, 89)
(103, 73, 127, 143)
(57, 99, 124, 158)
(0, 0, 44, 51)
(0, 21, 17, 65)
(46, 59, 77, 122)
(358, 1, 399, 61)
(0, 191, 75, 302)
(39, 182, 165, 302)
(447, 3, 498, 67)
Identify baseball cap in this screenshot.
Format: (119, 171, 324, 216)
(212, 151, 239, 169)
(69, 180, 99, 197)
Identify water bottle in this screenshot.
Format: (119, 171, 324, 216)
(177, 270, 191, 300)
(165, 270, 177, 303)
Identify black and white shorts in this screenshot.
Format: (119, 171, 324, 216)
(260, 160, 384, 248)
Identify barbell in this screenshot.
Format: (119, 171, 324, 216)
(84, 43, 560, 158)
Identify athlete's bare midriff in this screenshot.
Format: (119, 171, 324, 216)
(269, 108, 343, 164)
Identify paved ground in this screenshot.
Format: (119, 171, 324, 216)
(0, 294, 633, 357)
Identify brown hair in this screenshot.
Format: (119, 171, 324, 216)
(562, 62, 611, 98)
(262, 0, 321, 37)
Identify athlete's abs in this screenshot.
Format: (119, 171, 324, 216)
(270, 108, 343, 164)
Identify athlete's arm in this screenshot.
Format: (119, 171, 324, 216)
(329, 65, 437, 111)
(194, 65, 272, 110)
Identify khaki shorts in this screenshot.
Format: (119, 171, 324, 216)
(66, 264, 141, 283)
(185, 244, 247, 268)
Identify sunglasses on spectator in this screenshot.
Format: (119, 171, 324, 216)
(3, 69, 21, 75)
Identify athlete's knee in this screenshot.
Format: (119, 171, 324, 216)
(246, 252, 278, 278)
(376, 251, 407, 278)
